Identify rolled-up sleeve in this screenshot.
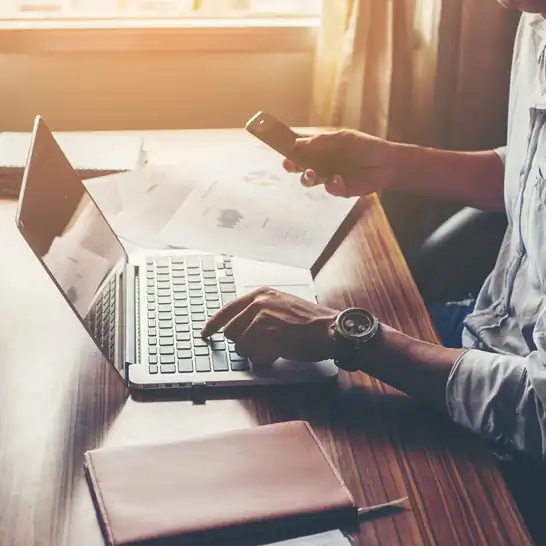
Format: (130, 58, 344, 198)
(495, 146, 507, 165)
(446, 348, 546, 460)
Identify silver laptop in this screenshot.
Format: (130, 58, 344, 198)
(16, 117, 338, 390)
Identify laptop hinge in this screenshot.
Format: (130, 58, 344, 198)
(123, 264, 138, 387)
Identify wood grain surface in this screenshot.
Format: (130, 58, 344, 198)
(0, 130, 531, 546)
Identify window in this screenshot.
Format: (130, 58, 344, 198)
(0, 0, 322, 20)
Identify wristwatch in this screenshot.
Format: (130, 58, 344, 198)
(332, 307, 380, 370)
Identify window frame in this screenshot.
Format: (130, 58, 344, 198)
(0, 17, 319, 53)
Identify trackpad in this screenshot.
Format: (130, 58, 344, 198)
(242, 284, 316, 302)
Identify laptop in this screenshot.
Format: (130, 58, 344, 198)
(15, 117, 338, 391)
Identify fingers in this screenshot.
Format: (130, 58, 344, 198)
(324, 175, 348, 197)
(300, 169, 317, 187)
(235, 316, 279, 366)
(283, 158, 299, 173)
(201, 291, 258, 338)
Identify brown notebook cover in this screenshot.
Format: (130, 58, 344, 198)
(84, 421, 357, 546)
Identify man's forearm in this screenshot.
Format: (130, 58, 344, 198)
(391, 144, 506, 212)
(360, 325, 465, 411)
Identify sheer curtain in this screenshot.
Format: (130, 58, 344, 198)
(310, 0, 519, 257)
(310, 0, 519, 149)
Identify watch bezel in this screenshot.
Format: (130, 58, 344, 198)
(334, 307, 379, 345)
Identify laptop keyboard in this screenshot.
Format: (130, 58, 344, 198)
(86, 277, 117, 363)
(145, 255, 250, 376)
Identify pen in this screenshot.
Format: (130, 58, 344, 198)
(357, 496, 410, 520)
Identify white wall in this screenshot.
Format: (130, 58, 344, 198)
(0, 50, 313, 132)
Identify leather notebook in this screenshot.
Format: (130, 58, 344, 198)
(84, 421, 357, 546)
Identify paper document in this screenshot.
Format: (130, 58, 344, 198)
(86, 147, 357, 269)
(263, 530, 353, 546)
(160, 148, 357, 269)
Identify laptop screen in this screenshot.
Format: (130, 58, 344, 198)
(16, 117, 127, 362)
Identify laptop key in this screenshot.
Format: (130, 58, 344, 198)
(171, 256, 184, 264)
(155, 257, 170, 266)
(159, 320, 173, 329)
(205, 293, 219, 302)
(191, 313, 206, 322)
(161, 354, 175, 364)
(220, 283, 236, 293)
(159, 337, 174, 346)
(160, 364, 176, 374)
(211, 341, 226, 351)
(204, 285, 218, 294)
(173, 286, 186, 294)
(204, 278, 217, 286)
(160, 346, 175, 355)
(157, 289, 171, 297)
(191, 305, 205, 314)
(194, 346, 210, 357)
(211, 333, 224, 343)
(149, 346, 158, 355)
(219, 276, 235, 284)
(159, 329, 173, 338)
(176, 332, 191, 342)
(230, 359, 250, 372)
(177, 341, 192, 350)
(174, 300, 188, 309)
(158, 304, 171, 313)
(148, 319, 157, 329)
(211, 351, 229, 372)
(149, 328, 157, 337)
(178, 358, 193, 373)
(186, 256, 200, 268)
(175, 323, 189, 333)
(175, 315, 190, 325)
(190, 297, 204, 306)
(203, 270, 216, 279)
(149, 365, 158, 374)
(192, 322, 205, 331)
(148, 311, 156, 319)
(193, 338, 207, 348)
(174, 307, 189, 317)
(195, 356, 211, 372)
(148, 336, 157, 346)
(149, 355, 158, 364)
(201, 256, 216, 271)
(159, 312, 171, 321)
(177, 349, 192, 359)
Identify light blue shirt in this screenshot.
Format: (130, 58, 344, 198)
(446, 13, 546, 460)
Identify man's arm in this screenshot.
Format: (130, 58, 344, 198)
(391, 145, 506, 212)
(202, 288, 546, 461)
(360, 322, 546, 461)
(289, 132, 506, 212)
(356, 324, 465, 412)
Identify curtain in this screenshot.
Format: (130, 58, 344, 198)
(310, 0, 519, 150)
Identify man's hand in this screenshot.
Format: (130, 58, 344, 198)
(283, 129, 396, 198)
(201, 288, 339, 366)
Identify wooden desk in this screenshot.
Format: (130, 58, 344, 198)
(0, 130, 531, 546)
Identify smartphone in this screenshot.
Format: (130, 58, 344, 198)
(245, 111, 333, 179)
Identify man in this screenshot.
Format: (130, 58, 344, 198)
(203, 0, 546, 535)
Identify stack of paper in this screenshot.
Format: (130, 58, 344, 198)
(87, 147, 358, 270)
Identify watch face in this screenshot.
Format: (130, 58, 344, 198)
(338, 309, 377, 340)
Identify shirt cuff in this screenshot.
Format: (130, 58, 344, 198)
(494, 146, 507, 165)
(446, 349, 524, 440)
